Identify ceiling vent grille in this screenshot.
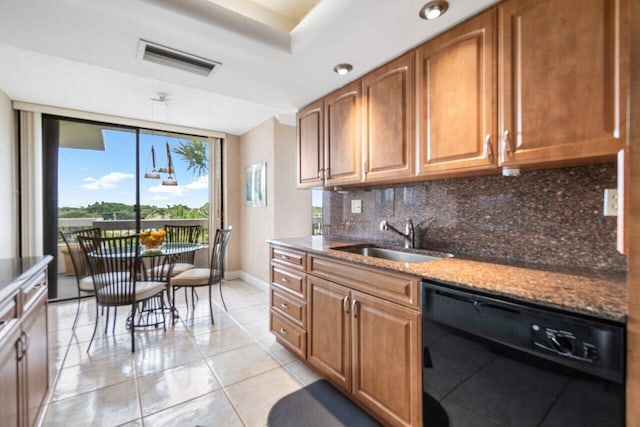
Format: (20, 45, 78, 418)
(137, 40, 220, 77)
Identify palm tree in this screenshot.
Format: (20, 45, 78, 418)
(172, 140, 208, 177)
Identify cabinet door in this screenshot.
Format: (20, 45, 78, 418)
(324, 80, 363, 186)
(297, 99, 324, 188)
(363, 52, 415, 183)
(22, 294, 48, 427)
(307, 276, 351, 391)
(499, 0, 628, 166)
(351, 291, 421, 427)
(416, 9, 497, 176)
(0, 326, 21, 427)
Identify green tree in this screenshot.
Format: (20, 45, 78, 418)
(173, 140, 208, 177)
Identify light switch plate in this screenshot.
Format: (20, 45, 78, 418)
(604, 189, 618, 216)
(351, 199, 362, 214)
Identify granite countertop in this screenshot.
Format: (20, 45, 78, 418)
(268, 236, 628, 322)
(0, 256, 53, 303)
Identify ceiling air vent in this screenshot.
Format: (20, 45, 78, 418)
(138, 40, 220, 77)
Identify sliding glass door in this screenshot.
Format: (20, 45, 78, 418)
(44, 115, 218, 301)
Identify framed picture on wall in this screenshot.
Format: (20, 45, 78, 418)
(245, 162, 266, 207)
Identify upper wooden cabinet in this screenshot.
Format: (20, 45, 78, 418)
(416, 8, 498, 176)
(297, 99, 324, 188)
(324, 80, 363, 187)
(498, 0, 628, 166)
(363, 52, 416, 183)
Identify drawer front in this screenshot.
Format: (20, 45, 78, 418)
(270, 310, 306, 359)
(271, 246, 306, 271)
(0, 295, 18, 338)
(271, 288, 306, 328)
(22, 272, 48, 313)
(309, 255, 420, 308)
(271, 266, 306, 300)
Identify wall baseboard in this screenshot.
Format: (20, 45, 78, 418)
(224, 270, 269, 293)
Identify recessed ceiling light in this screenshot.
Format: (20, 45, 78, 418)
(333, 63, 353, 75)
(419, 0, 449, 20)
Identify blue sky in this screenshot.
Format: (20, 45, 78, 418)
(58, 129, 209, 208)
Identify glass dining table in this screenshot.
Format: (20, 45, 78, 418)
(135, 242, 207, 328)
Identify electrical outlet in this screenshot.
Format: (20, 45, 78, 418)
(604, 189, 618, 216)
(351, 199, 362, 214)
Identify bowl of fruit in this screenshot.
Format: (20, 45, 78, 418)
(139, 229, 166, 252)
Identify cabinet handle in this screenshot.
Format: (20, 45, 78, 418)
(363, 160, 368, 178)
(342, 296, 349, 314)
(280, 328, 287, 334)
(318, 169, 324, 180)
(502, 130, 514, 156)
(325, 167, 331, 179)
(22, 332, 30, 352)
(351, 299, 358, 318)
(281, 255, 289, 260)
(281, 303, 289, 309)
(0, 319, 7, 326)
(281, 277, 289, 283)
(485, 134, 494, 163)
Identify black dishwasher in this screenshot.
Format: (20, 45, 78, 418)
(421, 280, 625, 427)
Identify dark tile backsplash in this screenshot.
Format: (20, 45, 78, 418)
(322, 164, 627, 273)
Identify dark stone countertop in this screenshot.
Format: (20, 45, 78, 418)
(0, 256, 53, 303)
(267, 237, 627, 323)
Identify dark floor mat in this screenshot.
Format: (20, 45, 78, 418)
(267, 379, 382, 427)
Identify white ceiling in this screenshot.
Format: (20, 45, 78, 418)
(0, 0, 499, 135)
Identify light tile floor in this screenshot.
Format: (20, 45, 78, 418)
(41, 280, 320, 427)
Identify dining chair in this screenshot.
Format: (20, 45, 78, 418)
(78, 234, 166, 353)
(170, 227, 232, 324)
(59, 227, 101, 329)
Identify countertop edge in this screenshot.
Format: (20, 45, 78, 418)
(0, 256, 53, 304)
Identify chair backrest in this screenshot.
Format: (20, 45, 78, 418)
(60, 227, 101, 284)
(209, 227, 232, 284)
(164, 224, 203, 264)
(78, 234, 140, 305)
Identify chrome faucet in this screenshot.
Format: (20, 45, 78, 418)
(379, 218, 415, 249)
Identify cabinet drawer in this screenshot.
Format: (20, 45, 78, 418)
(271, 288, 306, 328)
(0, 295, 18, 338)
(271, 246, 306, 271)
(270, 310, 306, 359)
(271, 266, 306, 300)
(21, 272, 47, 313)
(309, 255, 420, 309)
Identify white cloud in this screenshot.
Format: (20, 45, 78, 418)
(148, 183, 186, 196)
(148, 195, 169, 201)
(82, 172, 134, 190)
(184, 175, 209, 190)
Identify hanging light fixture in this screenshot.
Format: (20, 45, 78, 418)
(144, 145, 161, 179)
(160, 141, 178, 186)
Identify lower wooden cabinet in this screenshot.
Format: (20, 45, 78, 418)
(0, 265, 49, 427)
(307, 276, 422, 427)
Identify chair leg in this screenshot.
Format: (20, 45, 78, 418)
(219, 280, 228, 312)
(112, 307, 118, 333)
(208, 284, 214, 325)
(172, 287, 177, 324)
(105, 307, 110, 334)
(130, 303, 136, 353)
(87, 303, 99, 353)
(72, 290, 81, 330)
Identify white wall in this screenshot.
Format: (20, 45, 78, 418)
(238, 118, 311, 283)
(0, 89, 18, 258)
(224, 133, 241, 272)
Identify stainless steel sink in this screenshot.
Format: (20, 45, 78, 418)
(334, 245, 452, 263)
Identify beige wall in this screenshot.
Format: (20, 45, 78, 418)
(239, 118, 311, 282)
(0, 89, 18, 258)
(274, 122, 311, 238)
(224, 134, 242, 272)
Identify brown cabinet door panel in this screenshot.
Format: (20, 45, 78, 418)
(307, 276, 351, 391)
(297, 99, 324, 188)
(23, 295, 48, 427)
(499, 0, 627, 166)
(363, 52, 415, 182)
(417, 9, 498, 175)
(0, 326, 20, 427)
(351, 291, 421, 427)
(325, 81, 363, 186)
